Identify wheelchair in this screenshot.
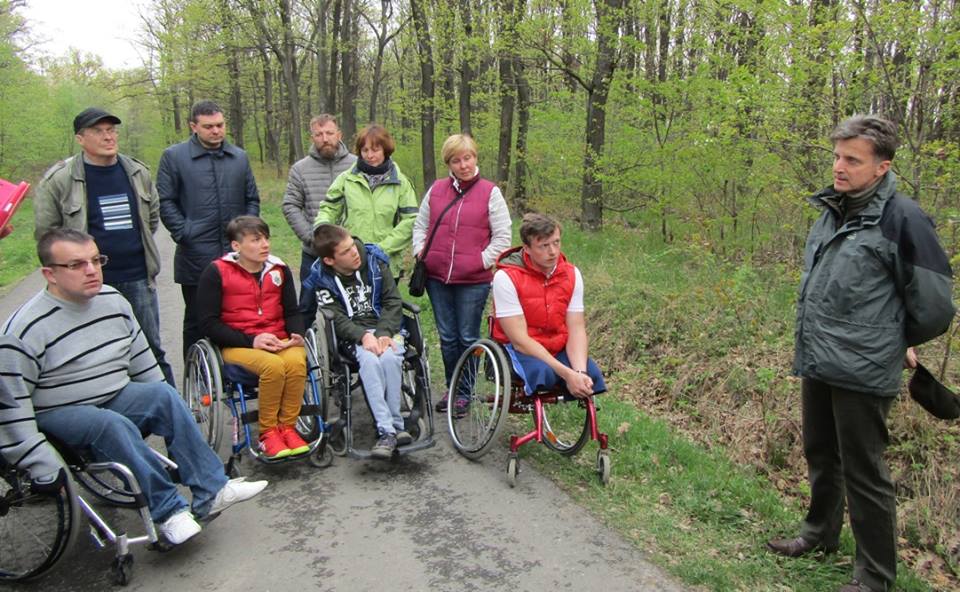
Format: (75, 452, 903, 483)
(446, 338, 611, 487)
(319, 301, 437, 460)
(182, 335, 333, 474)
(0, 437, 180, 586)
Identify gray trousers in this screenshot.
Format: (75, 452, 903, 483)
(799, 378, 896, 591)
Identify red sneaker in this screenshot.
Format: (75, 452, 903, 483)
(259, 427, 292, 459)
(280, 425, 311, 456)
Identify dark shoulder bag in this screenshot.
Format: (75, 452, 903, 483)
(409, 186, 467, 296)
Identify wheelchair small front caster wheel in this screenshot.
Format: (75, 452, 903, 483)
(597, 451, 611, 485)
(112, 553, 134, 586)
(309, 443, 334, 468)
(506, 455, 519, 488)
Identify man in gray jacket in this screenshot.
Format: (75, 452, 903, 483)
(282, 114, 356, 323)
(768, 115, 956, 592)
(33, 107, 175, 385)
(158, 100, 260, 359)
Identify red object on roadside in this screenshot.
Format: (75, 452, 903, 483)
(0, 179, 30, 231)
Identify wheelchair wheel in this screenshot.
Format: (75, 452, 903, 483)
(183, 340, 224, 452)
(541, 399, 591, 456)
(0, 464, 79, 581)
(298, 328, 330, 443)
(447, 339, 511, 460)
(73, 466, 138, 509)
(402, 355, 432, 442)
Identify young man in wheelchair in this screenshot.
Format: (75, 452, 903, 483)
(491, 213, 606, 400)
(197, 215, 311, 460)
(309, 224, 412, 459)
(0, 228, 267, 546)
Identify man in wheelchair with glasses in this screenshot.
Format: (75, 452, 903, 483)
(0, 228, 267, 546)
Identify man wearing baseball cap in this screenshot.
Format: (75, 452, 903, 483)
(33, 107, 176, 386)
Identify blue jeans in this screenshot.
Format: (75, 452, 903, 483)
(425, 280, 490, 389)
(114, 279, 176, 387)
(354, 343, 405, 436)
(504, 346, 607, 396)
(298, 250, 319, 327)
(36, 381, 228, 522)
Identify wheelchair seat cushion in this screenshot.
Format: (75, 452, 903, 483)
(222, 363, 260, 387)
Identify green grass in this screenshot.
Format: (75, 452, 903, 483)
(521, 399, 932, 591)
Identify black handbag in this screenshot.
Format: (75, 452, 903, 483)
(408, 258, 429, 296)
(409, 185, 467, 296)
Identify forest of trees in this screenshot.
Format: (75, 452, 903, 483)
(1, 0, 959, 258)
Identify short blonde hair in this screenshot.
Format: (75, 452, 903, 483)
(441, 134, 479, 164)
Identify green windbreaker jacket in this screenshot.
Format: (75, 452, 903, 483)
(794, 172, 956, 395)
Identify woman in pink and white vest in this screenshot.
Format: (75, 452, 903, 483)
(412, 134, 512, 413)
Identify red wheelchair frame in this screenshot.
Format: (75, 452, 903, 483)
(446, 337, 611, 487)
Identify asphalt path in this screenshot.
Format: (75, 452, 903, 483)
(0, 230, 687, 592)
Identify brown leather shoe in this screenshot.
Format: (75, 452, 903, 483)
(838, 580, 877, 592)
(766, 536, 838, 557)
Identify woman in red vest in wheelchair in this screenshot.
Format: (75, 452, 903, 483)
(491, 213, 606, 399)
(197, 216, 310, 459)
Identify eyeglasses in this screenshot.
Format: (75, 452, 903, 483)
(83, 126, 119, 138)
(46, 255, 109, 271)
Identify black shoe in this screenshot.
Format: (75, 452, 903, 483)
(370, 433, 397, 459)
(435, 392, 449, 413)
(766, 536, 838, 557)
(395, 430, 413, 446)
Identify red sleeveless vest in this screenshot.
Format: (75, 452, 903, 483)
(492, 248, 576, 354)
(213, 256, 288, 339)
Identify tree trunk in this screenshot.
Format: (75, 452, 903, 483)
(260, 49, 281, 166)
(317, 0, 329, 114)
(458, 0, 473, 134)
(279, 0, 304, 161)
(495, 0, 518, 188)
(410, 0, 437, 189)
(171, 92, 182, 138)
(340, 0, 358, 139)
(580, 0, 622, 231)
(229, 47, 244, 148)
(327, 0, 343, 114)
(513, 55, 531, 215)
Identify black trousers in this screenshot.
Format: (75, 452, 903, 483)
(799, 378, 896, 591)
(180, 284, 202, 362)
(297, 250, 319, 328)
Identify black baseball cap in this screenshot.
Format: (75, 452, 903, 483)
(73, 108, 121, 134)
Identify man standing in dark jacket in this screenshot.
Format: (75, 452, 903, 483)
(768, 115, 956, 592)
(282, 114, 356, 323)
(158, 100, 260, 360)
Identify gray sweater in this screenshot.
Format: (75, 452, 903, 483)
(0, 287, 163, 480)
(282, 142, 357, 256)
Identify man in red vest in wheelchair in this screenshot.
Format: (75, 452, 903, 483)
(490, 213, 606, 399)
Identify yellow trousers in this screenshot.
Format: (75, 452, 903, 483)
(221, 346, 306, 434)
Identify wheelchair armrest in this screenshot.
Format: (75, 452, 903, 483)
(402, 301, 420, 315)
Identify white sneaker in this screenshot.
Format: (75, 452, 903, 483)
(208, 477, 268, 516)
(158, 508, 201, 545)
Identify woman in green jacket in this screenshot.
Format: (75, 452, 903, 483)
(314, 124, 418, 275)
